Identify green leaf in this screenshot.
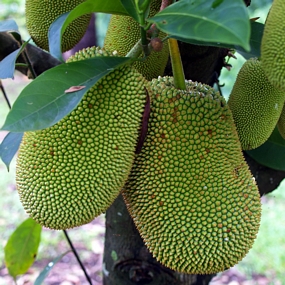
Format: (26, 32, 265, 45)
(236, 21, 264, 59)
(211, 0, 224, 9)
(0, 132, 23, 170)
(34, 251, 71, 285)
(120, 0, 140, 23)
(168, 20, 262, 60)
(0, 41, 29, 79)
(49, 0, 128, 60)
(148, 0, 250, 51)
(246, 128, 285, 171)
(4, 218, 42, 278)
(0, 19, 19, 32)
(0, 48, 21, 79)
(1, 56, 132, 132)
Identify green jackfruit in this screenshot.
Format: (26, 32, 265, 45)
(261, 0, 285, 89)
(16, 47, 147, 230)
(277, 103, 285, 139)
(104, 0, 169, 80)
(123, 76, 261, 274)
(228, 58, 285, 150)
(25, 0, 91, 52)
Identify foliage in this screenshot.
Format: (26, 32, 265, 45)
(0, 0, 25, 21)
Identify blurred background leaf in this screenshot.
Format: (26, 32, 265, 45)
(4, 218, 41, 278)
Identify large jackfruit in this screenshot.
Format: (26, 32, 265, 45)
(16, 47, 147, 230)
(123, 76, 261, 274)
(25, 0, 91, 52)
(104, 0, 169, 80)
(261, 0, 285, 89)
(228, 58, 285, 150)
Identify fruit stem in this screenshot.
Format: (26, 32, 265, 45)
(63, 230, 93, 285)
(168, 38, 186, 90)
(126, 38, 143, 58)
(140, 26, 150, 56)
(21, 41, 37, 79)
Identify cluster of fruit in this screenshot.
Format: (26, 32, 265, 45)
(17, 0, 278, 275)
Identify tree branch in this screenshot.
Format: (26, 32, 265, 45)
(0, 32, 61, 77)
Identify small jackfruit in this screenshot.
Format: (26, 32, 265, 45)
(228, 58, 285, 150)
(261, 0, 285, 89)
(16, 47, 147, 230)
(104, 0, 169, 80)
(25, 0, 91, 52)
(123, 76, 261, 274)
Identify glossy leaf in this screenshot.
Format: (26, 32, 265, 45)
(0, 19, 19, 32)
(236, 21, 264, 59)
(176, 20, 263, 60)
(4, 218, 42, 278)
(0, 48, 21, 79)
(49, 0, 128, 60)
(211, 0, 224, 9)
(0, 40, 30, 79)
(246, 128, 285, 171)
(0, 132, 23, 170)
(1, 56, 131, 132)
(148, 0, 250, 51)
(120, 0, 139, 23)
(34, 251, 71, 285)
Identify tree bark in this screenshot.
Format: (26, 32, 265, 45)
(0, 32, 62, 77)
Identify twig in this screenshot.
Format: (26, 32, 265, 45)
(63, 230, 93, 285)
(22, 48, 37, 79)
(160, 0, 171, 11)
(0, 80, 11, 109)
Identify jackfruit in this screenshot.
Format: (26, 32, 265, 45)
(261, 0, 285, 89)
(277, 104, 285, 139)
(25, 0, 91, 52)
(16, 46, 147, 230)
(123, 76, 261, 274)
(228, 58, 285, 150)
(104, 0, 169, 80)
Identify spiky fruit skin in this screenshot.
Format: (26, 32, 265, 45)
(261, 0, 285, 89)
(228, 58, 285, 150)
(16, 47, 147, 230)
(277, 104, 285, 139)
(25, 0, 91, 52)
(103, 0, 169, 80)
(122, 77, 261, 274)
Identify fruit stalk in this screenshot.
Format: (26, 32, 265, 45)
(168, 38, 186, 90)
